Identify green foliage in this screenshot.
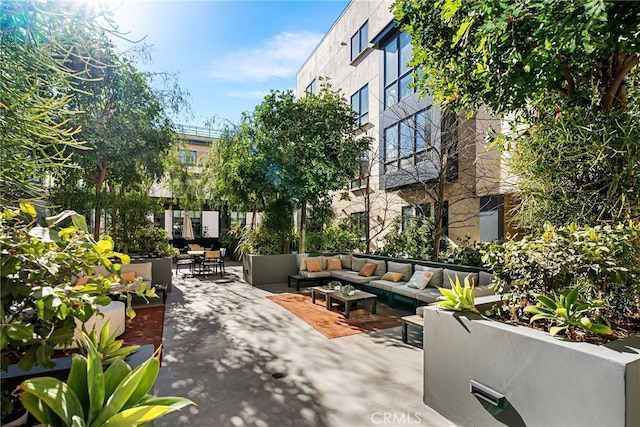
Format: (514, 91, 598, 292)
(207, 82, 371, 252)
(126, 224, 174, 258)
(393, 0, 640, 114)
(327, 281, 341, 290)
(0, 203, 143, 371)
(483, 222, 640, 318)
(306, 222, 365, 254)
(524, 288, 613, 337)
(434, 275, 479, 313)
(18, 336, 194, 427)
(0, 0, 101, 204)
(378, 216, 448, 259)
(450, 235, 484, 267)
(79, 321, 140, 366)
(508, 107, 640, 228)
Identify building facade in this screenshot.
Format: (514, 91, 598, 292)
(296, 0, 516, 251)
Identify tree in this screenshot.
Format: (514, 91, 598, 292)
(393, 0, 640, 227)
(210, 82, 371, 253)
(0, 1, 105, 205)
(393, 0, 639, 114)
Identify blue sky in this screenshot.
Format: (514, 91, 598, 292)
(109, 0, 350, 128)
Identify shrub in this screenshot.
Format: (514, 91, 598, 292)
(378, 216, 448, 259)
(483, 222, 640, 318)
(0, 203, 145, 371)
(450, 235, 484, 267)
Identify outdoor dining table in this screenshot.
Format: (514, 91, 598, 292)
(186, 250, 205, 274)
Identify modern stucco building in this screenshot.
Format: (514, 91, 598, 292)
(296, 0, 516, 251)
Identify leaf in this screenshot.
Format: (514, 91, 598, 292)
(104, 360, 132, 399)
(20, 201, 37, 218)
(549, 325, 566, 337)
(84, 335, 105, 425)
(21, 377, 85, 425)
(100, 404, 192, 427)
(68, 354, 90, 417)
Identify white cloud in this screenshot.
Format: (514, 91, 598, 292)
(208, 31, 323, 82)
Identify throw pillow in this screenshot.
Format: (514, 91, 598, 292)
(359, 263, 377, 277)
(407, 270, 433, 290)
(381, 272, 405, 282)
(327, 258, 342, 271)
(351, 257, 367, 272)
(305, 259, 323, 272)
(121, 271, 136, 283)
(75, 275, 93, 286)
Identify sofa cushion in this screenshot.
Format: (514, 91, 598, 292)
(301, 271, 332, 279)
(415, 266, 443, 288)
(121, 263, 153, 282)
(407, 270, 433, 290)
(391, 284, 426, 299)
(327, 258, 342, 271)
(381, 272, 405, 282)
(368, 279, 405, 292)
(416, 288, 444, 304)
(443, 268, 479, 288)
(366, 259, 386, 276)
(351, 257, 367, 272)
(331, 270, 380, 284)
(359, 263, 377, 277)
(301, 256, 323, 272)
(474, 285, 495, 298)
(387, 261, 412, 281)
(416, 305, 427, 316)
(479, 271, 494, 287)
(338, 254, 352, 269)
(305, 259, 323, 272)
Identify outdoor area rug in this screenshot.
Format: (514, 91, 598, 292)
(121, 305, 165, 351)
(267, 292, 406, 339)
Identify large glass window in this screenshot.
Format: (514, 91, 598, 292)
(384, 109, 430, 172)
(172, 210, 202, 238)
(351, 84, 369, 126)
(383, 31, 415, 109)
(351, 21, 369, 61)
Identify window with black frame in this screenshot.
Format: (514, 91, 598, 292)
(351, 84, 369, 126)
(383, 31, 414, 108)
(350, 21, 368, 61)
(384, 109, 432, 172)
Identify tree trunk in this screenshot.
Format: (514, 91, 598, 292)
(365, 189, 371, 254)
(299, 199, 307, 253)
(92, 164, 108, 240)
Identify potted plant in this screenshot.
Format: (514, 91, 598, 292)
(327, 280, 341, 291)
(17, 335, 194, 426)
(341, 284, 356, 296)
(421, 222, 640, 426)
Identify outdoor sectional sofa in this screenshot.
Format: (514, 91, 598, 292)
(299, 254, 494, 310)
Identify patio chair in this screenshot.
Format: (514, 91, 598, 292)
(202, 250, 221, 275)
(175, 254, 194, 276)
(218, 247, 227, 275)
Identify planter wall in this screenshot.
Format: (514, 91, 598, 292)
(242, 254, 298, 286)
(423, 306, 640, 427)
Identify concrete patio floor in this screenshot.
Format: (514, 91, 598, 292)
(154, 262, 455, 427)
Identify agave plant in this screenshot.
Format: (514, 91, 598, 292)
(524, 287, 613, 337)
(433, 275, 479, 313)
(79, 321, 140, 366)
(18, 335, 194, 426)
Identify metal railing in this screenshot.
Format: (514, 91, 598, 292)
(175, 124, 222, 138)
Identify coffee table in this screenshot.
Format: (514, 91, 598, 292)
(311, 286, 335, 310)
(327, 289, 377, 319)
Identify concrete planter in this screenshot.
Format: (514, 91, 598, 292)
(423, 306, 640, 427)
(242, 254, 298, 286)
